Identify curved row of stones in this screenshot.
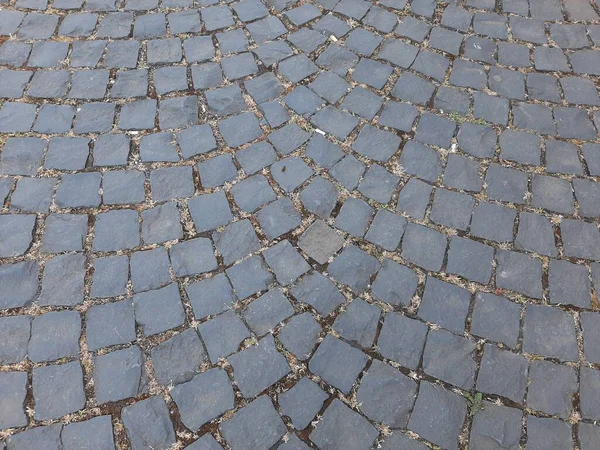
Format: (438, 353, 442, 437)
(2, 0, 600, 448)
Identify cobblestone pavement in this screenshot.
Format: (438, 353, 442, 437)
(2, 0, 600, 447)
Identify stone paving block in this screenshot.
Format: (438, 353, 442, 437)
(220, 396, 286, 450)
(6, 425, 63, 450)
(169, 237, 217, 277)
(582, 312, 600, 364)
(0, 316, 30, 365)
(470, 403, 521, 450)
(226, 255, 273, 300)
(423, 328, 476, 389)
(199, 311, 250, 363)
(401, 223, 447, 271)
(523, 304, 578, 361)
(309, 335, 368, 394)
(0, 261, 39, 310)
(377, 312, 426, 369)
(62, 416, 115, 450)
(548, 259, 591, 308)
(256, 196, 301, 239)
(581, 366, 600, 420)
(485, 164, 528, 204)
(471, 293, 520, 348)
(243, 288, 294, 335)
(392, 72, 435, 105)
(150, 329, 206, 385)
(33, 361, 85, 420)
(122, 397, 176, 450)
(171, 368, 234, 430)
(527, 416, 573, 450)
(185, 435, 224, 450)
(310, 399, 378, 450)
(133, 283, 185, 335)
(279, 377, 327, 430)
(213, 219, 260, 266)
(546, 140, 583, 175)
(515, 212, 557, 257)
(358, 164, 399, 204)
(328, 245, 380, 293)
(408, 382, 467, 450)
(0, 214, 35, 257)
(430, 188, 474, 231)
(419, 276, 470, 333)
(263, 240, 310, 286)
(39, 254, 85, 307)
(496, 250, 542, 299)
(0, 372, 28, 429)
(94, 346, 147, 403)
(580, 423, 600, 450)
(186, 273, 235, 319)
(278, 312, 321, 360)
(528, 360, 576, 418)
(229, 334, 290, 397)
(476, 344, 527, 403)
(188, 191, 233, 233)
(90, 255, 128, 298)
(332, 298, 379, 349)
(93, 210, 140, 252)
(86, 299, 136, 351)
(560, 219, 600, 260)
(357, 359, 416, 427)
(56, 172, 102, 208)
(130, 248, 170, 293)
(10, 178, 55, 213)
(0, 138, 45, 176)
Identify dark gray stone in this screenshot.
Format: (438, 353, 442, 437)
(0, 316, 30, 365)
(333, 299, 380, 348)
(186, 273, 236, 319)
(171, 368, 234, 430)
(430, 188, 475, 231)
(229, 334, 290, 398)
(27, 311, 81, 362)
(358, 164, 399, 204)
(243, 288, 294, 335)
(257, 197, 302, 239)
(122, 397, 176, 450)
(278, 312, 321, 360)
(213, 219, 260, 265)
(471, 293, 520, 348)
(408, 382, 467, 450)
(470, 403, 521, 450)
(279, 377, 328, 430)
(0, 261, 39, 309)
(399, 141, 443, 182)
(188, 191, 233, 233)
(220, 396, 286, 450)
(198, 311, 250, 363)
(523, 304, 578, 361)
(86, 300, 136, 351)
(581, 367, 600, 420)
(515, 212, 557, 257)
(496, 250, 542, 299)
(263, 241, 310, 287)
(560, 219, 600, 260)
(423, 329, 476, 389)
(131, 248, 171, 293)
(94, 346, 146, 403)
(90, 255, 128, 298)
(401, 223, 447, 272)
(419, 276, 470, 334)
(0, 372, 27, 429)
(310, 399, 378, 450)
(476, 344, 527, 403)
(528, 360, 576, 418)
(527, 416, 573, 450)
(309, 335, 368, 394)
(133, 283, 185, 335)
(226, 256, 273, 300)
(151, 328, 207, 386)
(169, 237, 217, 277)
(33, 361, 85, 420)
(485, 164, 528, 204)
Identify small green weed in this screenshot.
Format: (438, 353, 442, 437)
(464, 392, 484, 416)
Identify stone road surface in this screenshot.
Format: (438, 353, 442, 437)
(1, 0, 600, 448)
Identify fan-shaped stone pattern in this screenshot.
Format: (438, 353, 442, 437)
(0, 0, 599, 447)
